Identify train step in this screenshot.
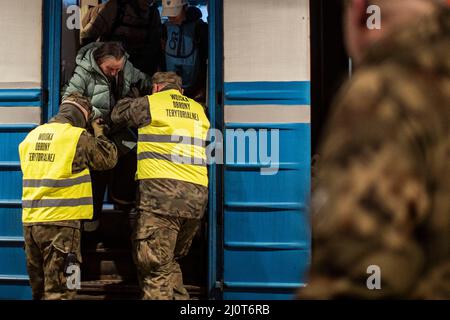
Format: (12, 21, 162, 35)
(81, 244, 137, 282)
(77, 207, 208, 299)
(74, 280, 204, 300)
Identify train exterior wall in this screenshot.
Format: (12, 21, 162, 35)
(222, 0, 311, 300)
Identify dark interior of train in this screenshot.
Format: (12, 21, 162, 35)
(58, 0, 349, 299)
(310, 0, 350, 154)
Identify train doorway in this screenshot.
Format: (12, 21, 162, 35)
(57, 0, 212, 299)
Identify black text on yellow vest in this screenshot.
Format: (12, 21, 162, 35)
(137, 89, 210, 187)
(19, 123, 93, 223)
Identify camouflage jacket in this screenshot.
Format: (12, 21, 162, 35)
(24, 116, 118, 229)
(298, 8, 450, 299)
(111, 92, 208, 219)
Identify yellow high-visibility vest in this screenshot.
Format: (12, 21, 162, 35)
(19, 123, 93, 223)
(137, 89, 210, 187)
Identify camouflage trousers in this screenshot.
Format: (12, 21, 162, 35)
(23, 225, 81, 300)
(132, 212, 202, 300)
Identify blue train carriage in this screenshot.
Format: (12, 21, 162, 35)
(0, 0, 311, 300)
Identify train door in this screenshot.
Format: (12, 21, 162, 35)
(220, 0, 312, 299)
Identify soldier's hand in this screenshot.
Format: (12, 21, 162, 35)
(127, 87, 141, 99)
(91, 118, 105, 137)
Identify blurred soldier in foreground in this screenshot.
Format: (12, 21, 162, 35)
(298, 0, 450, 299)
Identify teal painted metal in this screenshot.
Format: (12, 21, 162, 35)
(0, 125, 32, 298)
(207, 0, 223, 300)
(0, 89, 41, 106)
(224, 82, 311, 105)
(43, 0, 62, 121)
(222, 84, 311, 300)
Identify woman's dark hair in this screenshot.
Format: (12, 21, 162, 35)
(93, 42, 126, 65)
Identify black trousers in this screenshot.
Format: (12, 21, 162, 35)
(90, 151, 137, 219)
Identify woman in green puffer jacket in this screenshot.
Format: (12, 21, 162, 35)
(62, 41, 152, 121)
(62, 42, 150, 230)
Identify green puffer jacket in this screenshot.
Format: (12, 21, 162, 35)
(62, 42, 152, 121)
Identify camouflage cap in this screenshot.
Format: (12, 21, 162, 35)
(152, 71, 183, 90)
(61, 92, 93, 120)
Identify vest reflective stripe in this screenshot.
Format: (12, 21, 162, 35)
(139, 140, 205, 162)
(22, 197, 93, 208)
(137, 89, 210, 187)
(23, 174, 91, 188)
(139, 134, 206, 147)
(19, 123, 93, 223)
(137, 152, 207, 167)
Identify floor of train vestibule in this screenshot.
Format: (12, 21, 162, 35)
(76, 207, 207, 300)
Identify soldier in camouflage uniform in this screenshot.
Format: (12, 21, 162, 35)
(21, 93, 118, 300)
(297, 0, 450, 299)
(111, 72, 209, 300)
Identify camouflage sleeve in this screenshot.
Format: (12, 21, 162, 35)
(72, 131, 118, 173)
(297, 67, 431, 299)
(111, 96, 151, 129)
